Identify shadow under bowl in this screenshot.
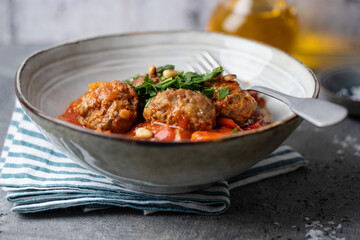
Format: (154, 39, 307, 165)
(320, 66, 360, 117)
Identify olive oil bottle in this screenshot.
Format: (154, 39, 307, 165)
(291, 32, 359, 70)
(207, 0, 360, 70)
(207, 0, 299, 54)
(290, 0, 360, 70)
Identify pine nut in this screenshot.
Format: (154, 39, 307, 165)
(223, 74, 237, 81)
(135, 127, 153, 139)
(149, 65, 156, 75)
(163, 69, 178, 78)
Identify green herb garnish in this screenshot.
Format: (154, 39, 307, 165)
(132, 74, 140, 79)
(145, 97, 155, 107)
(134, 75, 158, 98)
(218, 86, 230, 99)
(124, 79, 133, 86)
(133, 66, 224, 106)
(124, 74, 140, 86)
(202, 87, 215, 99)
(202, 66, 224, 80)
(156, 64, 175, 73)
(231, 128, 238, 134)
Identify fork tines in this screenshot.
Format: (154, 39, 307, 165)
(186, 51, 226, 74)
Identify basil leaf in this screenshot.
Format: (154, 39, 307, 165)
(218, 86, 229, 99)
(231, 128, 238, 134)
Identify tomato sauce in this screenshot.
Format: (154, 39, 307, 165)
(60, 94, 272, 142)
(59, 98, 82, 126)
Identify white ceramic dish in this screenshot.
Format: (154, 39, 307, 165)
(15, 31, 319, 194)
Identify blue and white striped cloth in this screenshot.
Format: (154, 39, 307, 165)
(0, 101, 307, 215)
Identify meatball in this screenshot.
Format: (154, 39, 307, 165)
(76, 81, 139, 133)
(143, 89, 216, 131)
(208, 78, 257, 126)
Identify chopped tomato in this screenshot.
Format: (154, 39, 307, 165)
(244, 122, 263, 130)
(216, 117, 242, 131)
(154, 124, 175, 142)
(190, 127, 233, 142)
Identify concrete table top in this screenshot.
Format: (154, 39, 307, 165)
(0, 45, 359, 240)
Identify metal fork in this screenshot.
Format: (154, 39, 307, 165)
(186, 51, 347, 127)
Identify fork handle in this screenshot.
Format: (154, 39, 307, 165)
(249, 86, 348, 127)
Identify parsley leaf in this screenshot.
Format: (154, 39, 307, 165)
(124, 79, 133, 86)
(156, 78, 177, 90)
(218, 87, 229, 99)
(145, 97, 155, 107)
(202, 87, 215, 99)
(134, 74, 158, 98)
(156, 65, 175, 73)
(202, 66, 223, 81)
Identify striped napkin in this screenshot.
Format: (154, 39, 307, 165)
(0, 101, 307, 215)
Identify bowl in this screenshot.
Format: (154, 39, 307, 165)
(320, 65, 360, 117)
(15, 31, 319, 194)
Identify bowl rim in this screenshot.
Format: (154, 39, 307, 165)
(319, 65, 360, 104)
(15, 30, 320, 146)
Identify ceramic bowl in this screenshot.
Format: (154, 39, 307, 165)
(15, 31, 319, 194)
(319, 65, 360, 117)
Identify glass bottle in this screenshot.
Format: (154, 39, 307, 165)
(291, 0, 360, 70)
(207, 0, 360, 71)
(207, 0, 299, 54)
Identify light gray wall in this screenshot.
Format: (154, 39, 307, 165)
(296, 0, 360, 36)
(0, 0, 220, 45)
(0, 0, 359, 45)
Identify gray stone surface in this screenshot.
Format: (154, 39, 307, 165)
(0, 45, 359, 239)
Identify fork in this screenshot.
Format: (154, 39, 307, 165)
(186, 51, 347, 127)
